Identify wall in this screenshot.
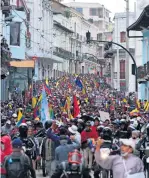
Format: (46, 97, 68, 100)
(113, 12, 136, 92)
(3, 10, 26, 60)
(26, 0, 53, 80)
(140, 30, 149, 100)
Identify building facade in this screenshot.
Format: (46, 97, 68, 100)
(127, 5, 149, 100)
(52, 1, 104, 76)
(25, 0, 54, 80)
(112, 12, 136, 92)
(1, 0, 29, 100)
(63, 2, 112, 61)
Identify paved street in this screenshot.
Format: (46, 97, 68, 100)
(36, 170, 43, 178)
(36, 170, 94, 178)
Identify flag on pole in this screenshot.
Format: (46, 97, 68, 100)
(144, 101, 149, 111)
(16, 110, 25, 127)
(46, 78, 49, 85)
(66, 97, 73, 119)
(136, 100, 140, 109)
(41, 88, 50, 124)
(33, 94, 42, 118)
(32, 97, 37, 109)
(75, 77, 83, 90)
(49, 103, 55, 119)
(44, 79, 51, 96)
(145, 102, 149, 111)
(73, 95, 80, 118)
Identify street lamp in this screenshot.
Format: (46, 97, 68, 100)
(86, 31, 138, 92)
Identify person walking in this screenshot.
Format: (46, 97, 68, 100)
(3, 138, 36, 178)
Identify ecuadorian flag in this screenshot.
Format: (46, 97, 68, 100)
(16, 110, 25, 127)
(44, 78, 51, 95)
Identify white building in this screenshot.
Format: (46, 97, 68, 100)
(51, 1, 103, 76)
(134, 0, 149, 99)
(25, 0, 55, 80)
(24, 0, 107, 79)
(63, 2, 112, 61)
(112, 12, 136, 92)
(64, 2, 110, 31)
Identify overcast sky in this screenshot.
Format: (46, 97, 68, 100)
(63, 0, 136, 17)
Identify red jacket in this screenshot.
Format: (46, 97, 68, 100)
(81, 128, 98, 143)
(0, 135, 13, 174)
(91, 126, 99, 140)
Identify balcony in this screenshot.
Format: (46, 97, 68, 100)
(1, 0, 11, 17)
(1, 38, 11, 65)
(76, 55, 83, 63)
(137, 66, 146, 83)
(144, 61, 149, 81)
(53, 47, 75, 60)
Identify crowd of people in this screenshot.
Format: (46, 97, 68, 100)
(1, 74, 149, 178)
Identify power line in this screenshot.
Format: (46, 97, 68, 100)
(12, 10, 53, 45)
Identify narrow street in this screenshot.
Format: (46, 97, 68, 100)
(36, 170, 43, 178)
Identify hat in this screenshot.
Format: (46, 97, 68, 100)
(12, 138, 23, 148)
(68, 125, 78, 134)
(120, 139, 135, 151)
(78, 119, 83, 123)
(12, 113, 17, 118)
(35, 117, 40, 121)
(6, 120, 11, 124)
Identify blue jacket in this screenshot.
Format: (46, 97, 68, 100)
(55, 139, 80, 166)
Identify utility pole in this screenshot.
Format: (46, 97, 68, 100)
(86, 31, 138, 92)
(116, 18, 120, 91)
(125, 0, 130, 93)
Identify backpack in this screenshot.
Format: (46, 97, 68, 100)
(5, 154, 29, 178)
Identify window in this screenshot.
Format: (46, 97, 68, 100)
(90, 8, 98, 16)
(120, 60, 125, 79)
(98, 9, 103, 18)
(76, 7, 83, 14)
(106, 11, 109, 18)
(114, 72, 117, 79)
(10, 22, 21, 46)
(120, 31, 126, 43)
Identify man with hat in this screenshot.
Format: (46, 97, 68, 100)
(4, 138, 36, 178)
(68, 125, 81, 145)
(95, 138, 144, 178)
(1, 120, 13, 135)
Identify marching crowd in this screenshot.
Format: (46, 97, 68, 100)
(0, 74, 149, 178)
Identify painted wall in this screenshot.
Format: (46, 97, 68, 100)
(140, 30, 149, 100)
(3, 10, 26, 60)
(113, 12, 136, 92)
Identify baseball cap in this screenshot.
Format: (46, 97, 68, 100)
(12, 138, 23, 149)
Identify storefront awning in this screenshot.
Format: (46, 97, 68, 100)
(9, 60, 35, 68)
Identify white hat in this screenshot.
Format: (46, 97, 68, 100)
(55, 120, 62, 127)
(120, 139, 135, 151)
(78, 119, 83, 123)
(6, 120, 11, 124)
(12, 113, 17, 118)
(68, 125, 78, 134)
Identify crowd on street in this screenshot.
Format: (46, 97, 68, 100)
(1, 74, 149, 178)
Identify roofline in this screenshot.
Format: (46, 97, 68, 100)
(52, 0, 68, 8)
(127, 5, 149, 31)
(64, 2, 111, 13)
